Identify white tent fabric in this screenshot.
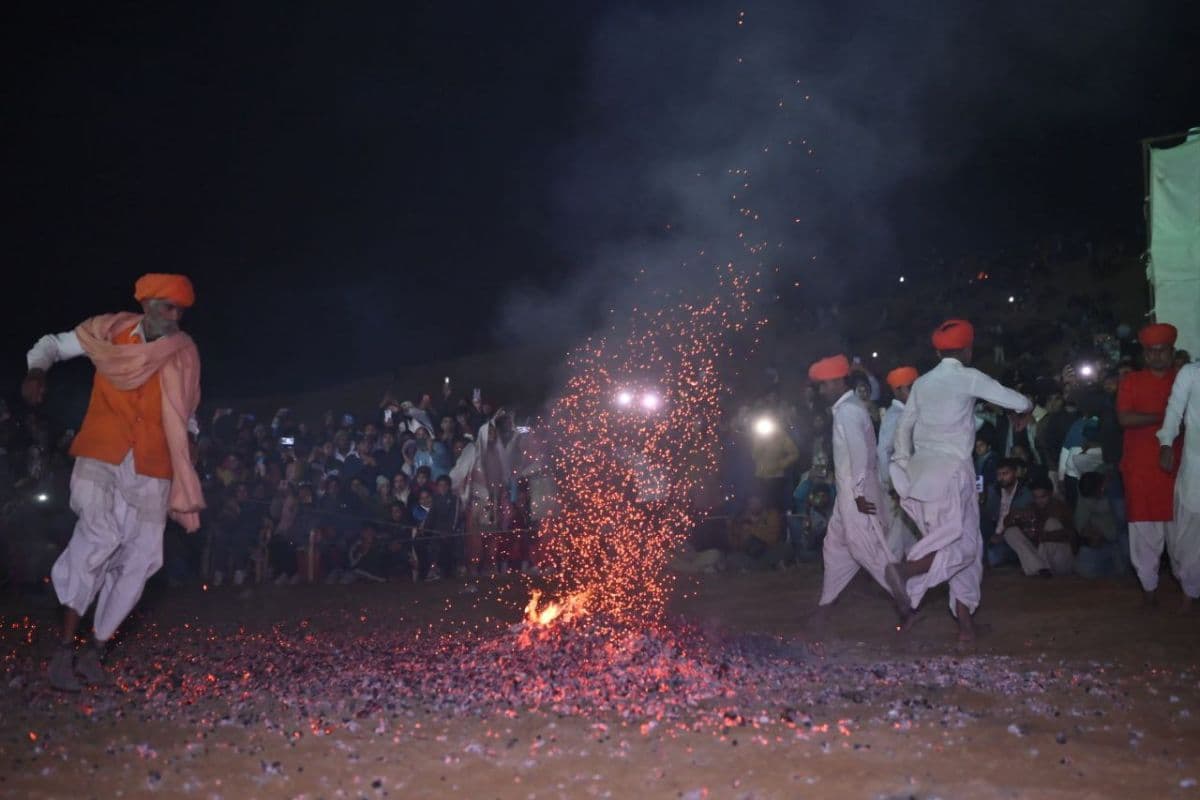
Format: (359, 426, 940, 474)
(1147, 131, 1200, 359)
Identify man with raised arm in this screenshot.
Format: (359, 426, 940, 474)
(22, 274, 204, 691)
(890, 320, 1032, 643)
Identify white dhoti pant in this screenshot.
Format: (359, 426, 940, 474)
(819, 500, 894, 605)
(897, 463, 982, 617)
(51, 453, 170, 641)
(1002, 518, 1073, 576)
(881, 491, 918, 561)
(1131, 509, 1200, 598)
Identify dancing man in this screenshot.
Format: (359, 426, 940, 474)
(878, 366, 920, 560)
(890, 320, 1031, 643)
(23, 274, 204, 690)
(808, 355, 908, 620)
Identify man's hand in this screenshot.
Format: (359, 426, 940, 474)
(854, 496, 876, 515)
(1160, 445, 1176, 473)
(22, 369, 47, 406)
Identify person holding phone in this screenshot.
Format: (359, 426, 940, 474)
(889, 319, 1032, 644)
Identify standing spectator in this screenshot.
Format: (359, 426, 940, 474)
(1118, 324, 1182, 607)
(750, 419, 800, 512)
(425, 475, 463, 579)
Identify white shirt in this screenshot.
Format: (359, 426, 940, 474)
(1157, 362, 1200, 512)
(27, 326, 200, 436)
(895, 358, 1032, 464)
(877, 398, 905, 491)
(831, 389, 878, 502)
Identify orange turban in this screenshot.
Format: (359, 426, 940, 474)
(931, 319, 974, 351)
(808, 354, 850, 382)
(1138, 323, 1177, 347)
(886, 366, 919, 390)
(134, 273, 195, 308)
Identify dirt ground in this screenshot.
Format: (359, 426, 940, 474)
(1, 565, 1197, 800)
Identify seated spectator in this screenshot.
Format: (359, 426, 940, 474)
(983, 458, 1033, 568)
(346, 524, 389, 583)
(788, 482, 833, 563)
(727, 495, 787, 570)
(1000, 476, 1075, 577)
(974, 433, 998, 496)
(1073, 471, 1122, 578)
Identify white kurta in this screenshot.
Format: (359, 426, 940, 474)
(820, 391, 894, 605)
(891, 358, 1031, 615)
(1154, 362, 1200, 598)
(877, 398, 917, 559)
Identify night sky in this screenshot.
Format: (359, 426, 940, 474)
(5, 1, 1198, 400)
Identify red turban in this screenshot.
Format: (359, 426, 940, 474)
(886, 366, 919, 390)
(808, 354, 850, 382)
(931, 319, 974, 350)
(1138, 323, 1177, 347)
(134, 274, 195, 308)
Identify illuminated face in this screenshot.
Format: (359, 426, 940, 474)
(1032, 488, 1052, 508)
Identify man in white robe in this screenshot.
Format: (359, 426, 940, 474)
(890, 320, 1031, 642)
(878, 366, 920, 561)
(1156, 360, 1200, 610)
(808, 355, 907, 618)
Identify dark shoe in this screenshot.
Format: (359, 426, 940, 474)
(48, 647, 82, 692)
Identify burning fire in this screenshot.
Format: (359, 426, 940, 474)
(523, 589, 590, 627)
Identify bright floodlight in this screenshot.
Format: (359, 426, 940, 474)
(1008, 295, 1015, 303)
(35, 493, 49, 503)
(753, 416, 777, 437)
(871, 351, 878, 358)
(898, 276, 905, 283)
(640, 392, 660, 411)
(1078, 364, 1095, 378)
(616, 390, 634, 407)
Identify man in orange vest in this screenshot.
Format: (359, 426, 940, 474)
(23, 274, 204, 691)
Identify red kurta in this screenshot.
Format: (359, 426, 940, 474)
(1117, 369, 1180, 522)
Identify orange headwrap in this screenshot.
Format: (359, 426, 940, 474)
(931, 319, 974, 351)
(886, 366, 919, 390)
(1138, 323, 1177, 347)
(134, 274, 196, 308)
(808, 354, 851, 382)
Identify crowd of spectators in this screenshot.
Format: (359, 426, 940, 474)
(0, 239, 1189, 598)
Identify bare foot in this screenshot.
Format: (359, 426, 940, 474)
(897, 607, 925, 633)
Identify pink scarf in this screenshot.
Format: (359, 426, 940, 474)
(75, 312, 206, 532)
